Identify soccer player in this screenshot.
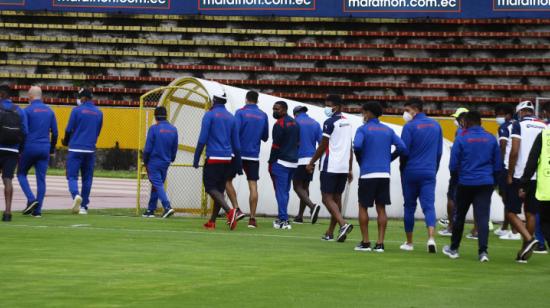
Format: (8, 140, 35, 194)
(141, 106, 178, 219)
(62, 88, 103, 215)
(194, 92, 241, 230)
(17, 86, 58, 217)
(0, 84, 28, 222)
(226, 91, 269, 228)
(292, 105, 322, 225)
(269, 101, 300, 230)
(399, 98, 442, 253)
(506, 101, 546, 262)
(493, 103, 520, 240)
(306, 94, 354, 242)
(353, 102, 407, 252)
(443, 111, 502, 262)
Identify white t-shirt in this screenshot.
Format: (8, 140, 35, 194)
(511, 117, 547, 179)
(320, 113, 352, 174)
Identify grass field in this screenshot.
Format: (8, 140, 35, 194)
(1, 209, 549, 308)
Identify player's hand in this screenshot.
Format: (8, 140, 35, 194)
(507, 174, 513, 185)
(518, 188, 526, 200)
(193, 161, 199, 169)
(237, 169, 243, 176)
(305, 163, 314, 174)
(347, 171, 353, 183)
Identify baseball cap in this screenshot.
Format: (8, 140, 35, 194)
(516, 100, 534, 113)
(451, 107, 469, 118)
(293, 105, 308, 115)
(77, 88, 93, 99)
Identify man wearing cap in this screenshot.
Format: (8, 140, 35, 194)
(507, 100, 547, 262)
(17, 86, 58, 217)
(194, 92, 242, 231)
(225, 91, 269, 228)
(292, 105, 322, 225)
(62, 88, 103, 215)
(0, 84, 28, 222)
(141, 106, 178, 219)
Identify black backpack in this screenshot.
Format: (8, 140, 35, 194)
(0, 104, 24, 145)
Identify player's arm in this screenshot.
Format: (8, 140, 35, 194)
(50, 112, 59, 154)
(399, 124, 412, 171)
(449, 136, 462, 183)
(261, 114, 269, 142)
(97, 112, 103, 138)
(231, 119, 243, 175)
(62, 109, 76, 146)
(436, 126, 443, 173)
(269, 120, 284, 164)
(307, 119, 333, 172)
(171, 130, 178, 163)
(492, 138, 503, 185)
(193, 113, 211, 168)
(498, 125, 509, 160)
(348, 144, 354, 183)
(507, 122, 521, 184)
(352, 129, 364, 163)
(143, 126, 155, 165)
(391, 131, 408, 161)
(519, 132, 542, 190)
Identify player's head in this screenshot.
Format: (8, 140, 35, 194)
(362, 101, 383, 121)
(324, 94, 343, 116)
(28, 85, 42, 101)
(463, 111, 481, 129)
(212, 92, 227, 105)
(494, 103, 514, 125)
(403, 97, 423, 121)
(451, 107, 469, 128)
(273, 101, 288, 119)
(245, 91, 259, 105)
(0, 84, 11, 99)
(77, 88, 93, 103)
(154, 106, 168, 122)
(516, 100, 534, 119)
(292, 105, 308, 117)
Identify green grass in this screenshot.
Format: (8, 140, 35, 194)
(0, 209, 548, 307)
(28, 168, 136, 179)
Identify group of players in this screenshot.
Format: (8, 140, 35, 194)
(1, 84, 549, 263)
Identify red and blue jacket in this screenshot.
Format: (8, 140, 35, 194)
(295, 112, 322, 164)
(64, 100, 103, 152)
(400, 113, 443, 175)
(235, 104, 269, 161)
(143, 120, 178, 165)
(269, 115, 300, 165)
(24, 99, 58, 151)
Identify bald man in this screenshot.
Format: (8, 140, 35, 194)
(17, 86, 58, 217)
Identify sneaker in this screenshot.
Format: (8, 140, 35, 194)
(2, 212, 12, 222)
(280, 220, 292, 230)
(400, 242, 414, 251)
(494, 227, 509, 237)
(247, 218, 257, 229)
(227, 208, 238, 230)
(354, 242, 372, 252)
(516, 253, 528, 264)
(23, 200, 39, 215)
(519, 239, 539, 262)
(321, 234, 334, 241)
(500, 232, 521, 241)
(337, 223, 353, 243)
(373, 243, 385, 253)
(273, 219, 282, 229)
(235, 208, 246, 221)
(479, 252, 490, 263)
(78, 208, 88, 215)
(489, 221, 495, 231)
(203, 221, 216, 230)
(442, 245, 459, 259)
(71, 195, 83, 214)
(293, 217, 304, 224)
(533, 245, 548, 254)
(162, 208, 175, 219)
(311, 204, 321, 225)
(438, 218, 449, 228)
(438, 229, 452, 237)
(427, 239, 437, 253)
(142, 210, 155, 218)
(31, 213, 42, 218)
(466, 233, 478, 240)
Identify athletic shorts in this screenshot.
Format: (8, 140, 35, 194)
(203, 162, 231, 193)
(506, 179, 522, 214)
(0, 150, 18, 180)
(293, 165, 314, 182)
(358, 178, 390, 208)
(498, 169, 509, 198)
(227, 159, 260, 181)
(525, 180, 540, 215)
(320, 171, 347, 194)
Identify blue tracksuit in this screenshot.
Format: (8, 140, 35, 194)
(449, 126, 502, 253)
(0, 99, 28, 153)
(353, 118, 407, 177)
(143, 120, 178, 211)
(269, 115, 300, 221)
(235, 104, 269, 161)
(400, 113, 443, 232)
(17, 99, 58, 214)
(295, 113, 322, 164)
(65, 100, 103, 209)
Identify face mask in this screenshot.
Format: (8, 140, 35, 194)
(495, 117, 506, 125)
(454, 119, 460, 128)
(403, 111, 413, 122)
(273, 112, 281, 119)
(76, 99, 82, 106)
(324, 107, 334, 118)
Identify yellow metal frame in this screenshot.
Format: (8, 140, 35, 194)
(137, 80, 212, 216)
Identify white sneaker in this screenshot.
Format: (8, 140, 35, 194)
(427, 239, 437, 253)
(494, 228, 509, 237)
(78, 208, 88, 215)
(400, 242, 414, 251)
(466, 233, 478, 240)
(438, 229, 452, 237)
(500, 232, 521, 240)
(71, 195, 83, 214)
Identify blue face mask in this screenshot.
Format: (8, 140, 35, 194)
(324, 107, 334, 118)
(496, 117, 506, 125)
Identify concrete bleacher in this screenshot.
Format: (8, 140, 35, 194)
(1, 11, 549, 114)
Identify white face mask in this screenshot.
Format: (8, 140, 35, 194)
(324, 107, 334, 118)
(76, 99, 82, 106)
(495, 117, 506, 125)
(403, 111, 413, 122)
(454, 119, 460, 128)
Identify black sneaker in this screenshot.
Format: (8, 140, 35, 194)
(321, 234, 334, 241)
(373, 243, 385, 253)
(142, 210, 155, 218)
(2, 212, 12, 222)
(161, 208, 175, 219)
(533, 244, 548, 254)
(337, 223, 354, 243)
(310, 204, 321, 225)
(235, 208, 246, 221)
(518, 238, 539, 262)
(23, 200, 39, 216)
(354, 241, 371, 251)
(293, 216, 304, 224)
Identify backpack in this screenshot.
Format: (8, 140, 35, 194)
(0, 104, 24, 145)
